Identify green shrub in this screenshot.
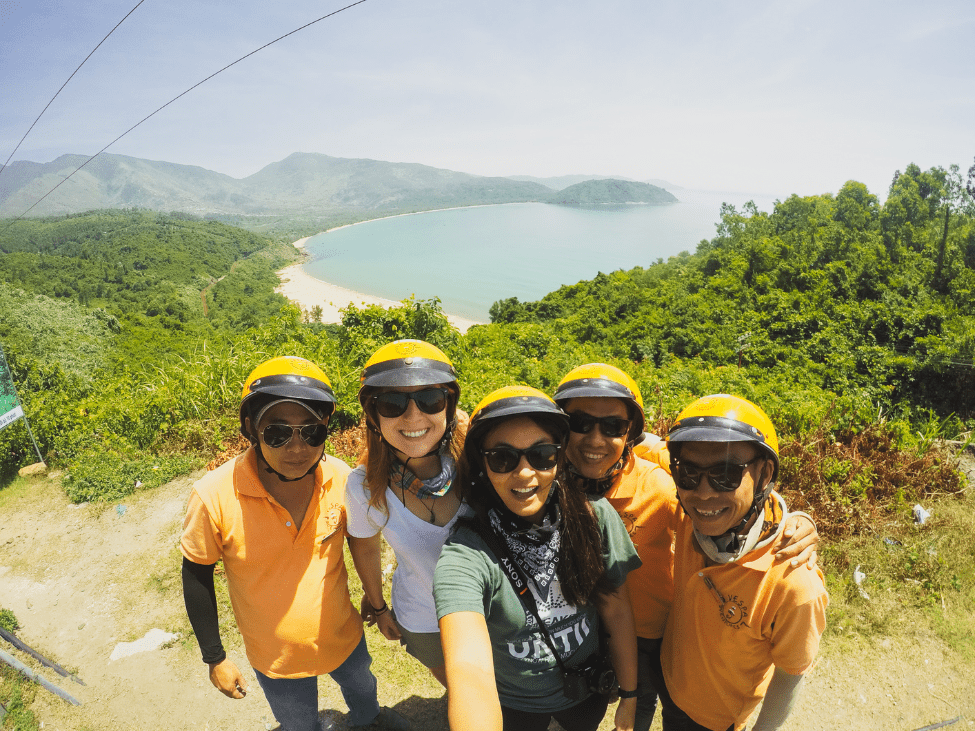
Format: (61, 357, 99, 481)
(0, 663, 38, 731)
(62, 451, 201, 504)
(0, 607, 19, 632)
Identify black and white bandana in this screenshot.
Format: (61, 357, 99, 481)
(488, 501, 561, 598)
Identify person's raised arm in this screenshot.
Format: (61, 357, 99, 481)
(596, 584, 638, 731)
(348, 534, 401, 641)
(440, 611, 501, 731)
(181, 557, 248, 699)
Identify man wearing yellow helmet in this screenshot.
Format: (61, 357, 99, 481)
(180, 356, 409, 731)
(657, 395, 828, 731)
(554, 366, 819, 731)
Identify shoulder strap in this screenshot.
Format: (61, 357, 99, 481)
(479, 525, 572, 674)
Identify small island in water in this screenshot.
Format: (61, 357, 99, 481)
(548, 178, 678, 207)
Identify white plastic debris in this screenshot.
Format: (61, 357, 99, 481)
(381, 562, 394, 582)
(913, 504, 931, 525)
(110, 629, 179, 661)
(853, 565, 870, 600)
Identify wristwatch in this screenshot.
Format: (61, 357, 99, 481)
(618, 687, 639, 699)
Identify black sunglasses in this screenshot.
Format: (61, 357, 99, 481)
(261, 423, 329, 449)
(568, 412, 631, 439)
(373, 388, 449, 418)
(671, 457, 762, 492)
(482, 444, 561, 474)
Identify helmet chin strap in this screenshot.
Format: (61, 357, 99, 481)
(565, 446, 630, 496)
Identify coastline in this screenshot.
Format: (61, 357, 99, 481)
(276, 228, 484, 333)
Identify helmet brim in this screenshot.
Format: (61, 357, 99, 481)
(254, 398, 330, 426)
(361, 357, 457, 389)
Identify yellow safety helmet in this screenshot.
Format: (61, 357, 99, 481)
(358, 340, 460, 441)
(360, 340, 458, 389)
(468, 385, 569, 445)
(239, 356, 336, 440)
(667, 394, 779, 480)
(554, 363, 645, 439)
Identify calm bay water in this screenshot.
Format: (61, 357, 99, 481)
(303, 189, 780, 322)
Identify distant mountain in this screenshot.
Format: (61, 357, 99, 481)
(547, 179, 678, 207)
(0, 152, 553, 218)
(508, 174, 682, 193)
(506, 174, 633, 190)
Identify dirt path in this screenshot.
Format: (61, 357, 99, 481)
(0, 472, 972, 731)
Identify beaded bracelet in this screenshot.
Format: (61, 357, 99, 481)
(371, 601, 389, 616)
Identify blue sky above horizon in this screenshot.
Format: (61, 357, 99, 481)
(1, 0, 971, 200)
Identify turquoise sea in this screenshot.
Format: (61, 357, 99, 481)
(302, 189, 780, 322)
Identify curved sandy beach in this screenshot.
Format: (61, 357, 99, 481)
(275, 236, 483, 333)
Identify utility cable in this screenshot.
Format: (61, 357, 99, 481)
(1, 0, 369, 228)
(0, 0, 148, 179)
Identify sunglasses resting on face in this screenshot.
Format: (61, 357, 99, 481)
(671, 456, 762, 492)
(567, 412, 631, 438)
(373, 388, 449, 418)
(261, 423, 329, 449)
(481, 444, 561, 473)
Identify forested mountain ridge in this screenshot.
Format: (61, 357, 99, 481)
(547, 178, 678, 206)
(0, 152, 554, 218)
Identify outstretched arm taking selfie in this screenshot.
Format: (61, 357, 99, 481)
(440, 611, 501, 731)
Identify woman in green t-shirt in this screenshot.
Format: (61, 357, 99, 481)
(434, 385, 641, 731)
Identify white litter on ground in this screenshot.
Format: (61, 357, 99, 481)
(110, 628, 179, 661)
(913, 504, 931, 525)
(853, 565, 870, 600)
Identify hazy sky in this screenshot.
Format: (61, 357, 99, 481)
(1, 0, 971, 198)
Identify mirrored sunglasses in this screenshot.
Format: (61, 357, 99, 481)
(568, 412, 631, 438)
(671, 456, 761, 492)
(261, 423, 329, 449)
(482, 444, 561, 474)
(373, 388, 449, 418)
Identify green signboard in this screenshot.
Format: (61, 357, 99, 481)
(0, 346, 24, 431)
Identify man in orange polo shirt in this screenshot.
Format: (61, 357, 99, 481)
(181, 357, 409, 731)
(554, 366, 820, 731)
(659, 395, 828, 731)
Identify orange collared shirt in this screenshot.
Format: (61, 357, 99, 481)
(661, 505, 828, 730)
(180, 448, 360, 678)
(604, 455, 680, 639)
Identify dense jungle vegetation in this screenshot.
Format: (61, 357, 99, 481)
(1, 162, 974, 538)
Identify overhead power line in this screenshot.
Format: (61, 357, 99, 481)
(2, 0, 370, 227)
(0, 0, 148, 179)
